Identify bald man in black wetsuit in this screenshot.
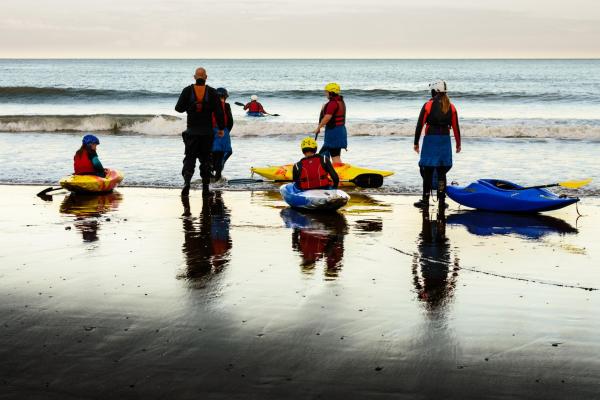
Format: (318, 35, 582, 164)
(175, 67, 225, 197)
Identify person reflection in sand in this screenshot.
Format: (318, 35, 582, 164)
(412, 207, 459, 311)
(60, 193, 122, 242)
(281, 208, 348, 278)
(181, 192, 232, 282)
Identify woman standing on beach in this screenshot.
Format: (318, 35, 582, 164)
(413, 80, 461, 209)
(314, 82, 347, 164)
(211, 87, 234, 181)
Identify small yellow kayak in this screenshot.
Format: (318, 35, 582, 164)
(60, 169, 124, 193)
(251, 163, 393, 187)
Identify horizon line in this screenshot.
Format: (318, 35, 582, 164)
(1, 57, 599, 61)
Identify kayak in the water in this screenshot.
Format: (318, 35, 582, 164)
(447, 210, 577, 239)
(280, 183, 349, 211)
(60, 169, 124, 194)
(446, 179, 579, 213)
(251, 163, 393, 187)
(246, 111, 264, 117)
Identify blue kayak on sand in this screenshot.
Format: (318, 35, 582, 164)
(280, 183, 350, 211)
(446, 179, 579, 213)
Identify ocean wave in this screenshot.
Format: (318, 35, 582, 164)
(0, 86, 595, 103)
(1, 114, 600, 140)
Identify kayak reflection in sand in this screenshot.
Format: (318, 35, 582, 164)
(412, 208, 459, 311)
(447, 210, 578, 240)
(180, 192, 232, 282)
(60, 192, 122, 242)
(280, 208, 348, 278)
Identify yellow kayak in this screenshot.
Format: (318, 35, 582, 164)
(60, 169, 124, 193)
(251, 163, 393, 187)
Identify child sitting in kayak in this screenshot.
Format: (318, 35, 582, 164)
(73, 134, 107, 177)
(293, 137, 339, 190)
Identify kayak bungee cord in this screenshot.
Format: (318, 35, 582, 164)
(390, 246, 597, 292)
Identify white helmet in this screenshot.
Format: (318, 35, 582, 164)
(251, 95, 258, 101)
(429, 80, 448, 93)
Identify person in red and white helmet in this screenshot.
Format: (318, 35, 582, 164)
(413, 80, 461, 209)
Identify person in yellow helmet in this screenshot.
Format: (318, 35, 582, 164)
(293, 137, 339, 190)
(313, 82, 347, 164)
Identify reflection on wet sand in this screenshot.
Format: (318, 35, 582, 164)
(447, 210, 578, 239)
(280, 208, 348, 278)
(412, 208, 459, 311)
(59, 192, 122, 242)
(181, 192, 232, 283)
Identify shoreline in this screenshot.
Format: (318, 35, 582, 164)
(1, 185, 598, 399)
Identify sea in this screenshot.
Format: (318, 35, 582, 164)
(1, 59, 599, 194)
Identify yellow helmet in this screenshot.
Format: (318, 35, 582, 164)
(324, 82, 341, 94)
(300, 136, 317, 151)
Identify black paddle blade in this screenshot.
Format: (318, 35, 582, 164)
(271, 114, 280, 117)
(234, 102, 245, 107)
(351, 174, 384, 188)
(227, 178, 265, 184)
(36, 187, 54, 197)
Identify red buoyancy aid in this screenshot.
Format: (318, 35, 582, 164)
(246, 101, 263, 113)
(192, 85, 208, 113)
(298, 155, 331, 190)
(74, 150, 95, 175)
(320, 96, 346, 129)
(212, 102, 229, 128)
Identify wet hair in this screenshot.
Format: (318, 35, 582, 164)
(75, 144, 88, 157)
(438, 92, 451, 114)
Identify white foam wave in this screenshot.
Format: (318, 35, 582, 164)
(1, 114, 599, 140)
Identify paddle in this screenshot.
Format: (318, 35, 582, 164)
(234, 101, 279, 116)
(36, 186, 63, 197)
(228, 173, 384, 189)
(516, 178, 592, 191)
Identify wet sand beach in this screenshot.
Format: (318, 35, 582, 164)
(1, 185, 599, 399)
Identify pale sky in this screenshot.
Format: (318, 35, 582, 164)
(1, 0, 599, 58)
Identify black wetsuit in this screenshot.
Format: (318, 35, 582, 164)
(212, 102, 234, 180)
(175, 83, 225, 185)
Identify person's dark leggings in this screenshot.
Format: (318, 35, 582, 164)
(420, 166, 451, 200)
(212, 151, 232, 179)
(182, 134, 214, 185)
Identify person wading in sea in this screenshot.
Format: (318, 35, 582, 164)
(175, 67, 225, 197)
(413, 80, 461, 209)
(314, 82, 347, 164)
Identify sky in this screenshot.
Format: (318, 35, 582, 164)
(1, 0, 599, 58)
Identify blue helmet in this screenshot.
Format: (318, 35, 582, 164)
(82, 134, 100, 145)
(216, 87, 229, 98)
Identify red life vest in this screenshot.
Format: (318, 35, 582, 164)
(74, 150, 95, 175)
(298, 155, 331, 190)
(212, 102, 229, 128)
(192, 85, 207, 113)
(320, 96, 346, 129)
(246, 101, 263, 113)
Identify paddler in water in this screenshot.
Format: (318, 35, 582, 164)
(211, 87, 234, 181)
(244, 95, 269, 116)
(73, 134, 107, 178)
(314, 82, 347, 164)
(413, 80, 461, 209)
(175, 67, 225, 197)
(293, 137, 339, 190)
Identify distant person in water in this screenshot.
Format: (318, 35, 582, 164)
(73, 134, 106, 177)
(244, 95, 269, 116)
(293, 137, 339, 190)
(413, 80, 461, 209)
(314, 82, 347, 164)
(211, 87, 234, 181)
(175, 67, 225, 197)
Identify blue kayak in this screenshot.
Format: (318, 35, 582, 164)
(446, 179, 579, 213)
(246, 111, 264, 117)
(280, 183, 349, 211)
(447, 211, 577, 239)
